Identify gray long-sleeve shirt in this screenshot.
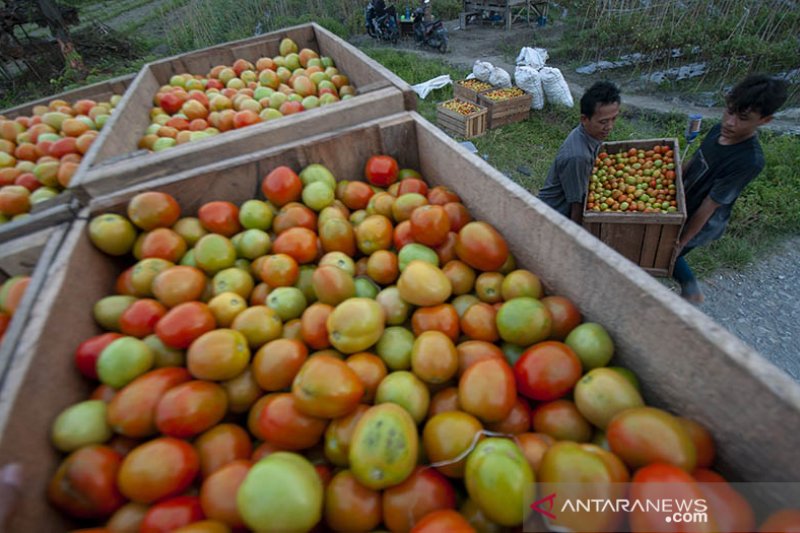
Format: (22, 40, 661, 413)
(538, 125, 602, 217)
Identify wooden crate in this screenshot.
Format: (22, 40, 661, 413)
(436, 99, 488, 138)
(452, 79, 494, 103)
(1, 112, 799, 530)
(582, 138, 686, 277)
(478, 88, 532, 128)
(0, 74, 135, 119)
(73, 23, 416, 198)
(0, 224, 70, 386)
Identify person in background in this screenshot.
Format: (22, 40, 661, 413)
(674, 74, 788, 303)
(538, 81, 621, 222)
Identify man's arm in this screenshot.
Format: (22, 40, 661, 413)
(678, 195, 720, 248)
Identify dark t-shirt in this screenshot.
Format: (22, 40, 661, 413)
(538, 125, 602, 217)
(683, 123, 764, 247)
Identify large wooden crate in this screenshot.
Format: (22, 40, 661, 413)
(436, 98, 488, 138)
(0, 75, 135, 243)
(452, 79, 494, 103)
(582, 138, 686, 277)
(0, 223, 70, 385)
(478, 88, 532, 128)
(0, 74, 135, 119)
(72, 23, 416, 198)
(1, 112, 798, 530)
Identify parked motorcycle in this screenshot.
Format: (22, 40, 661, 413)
(365, 0, 400, 44)
(411, 0, 448, 53)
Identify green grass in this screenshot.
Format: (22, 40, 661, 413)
(362, 51, 800, 276)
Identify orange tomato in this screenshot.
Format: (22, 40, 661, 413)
(456, 340, 505, 376)
(272, 226, 319, 264)
(693, 468, 755, 533)
(198, 200, 241, 236)
(261, 165, 302, 206)
(273, 202, 317, 234)
(323, 404, 371, 467)
(324, 470, 382, 531)
(251, 338, 308, 391)
(423, 411, 483, 478)
(254, 392, 327, 450)
(151, 266, 207, 308)
(428, 387, 461, 418)
(366, 249, 399, 285)
(195, 423, 252, 479)
(292, 354, 364, 418)
(412, 303, 460, 342)
(514, 432, 554, 474)
(460, 302, 499, 342)
(409, 204, 451, 247)
(486, 396, 531, 435)
(127, 191, 181, 231)
(382, 466, 457, 532)
(541, 295, 582, 341)
(300, 302, 334, 350)
(458, 358, 516, 423)
(345, 352, 387, 403)
(117, 437, 199, 504)
(119, 299, 167, 338)
(411, 509, 477, 533)
(532, 399, 592, 442)
(455, 221, 508, 272)
(411, 330, 459, 384)
(257, 253, 299, 287)
(155, 301, 216, 349)
(155, 380, 228, 438)
(427, 185, 460, 205)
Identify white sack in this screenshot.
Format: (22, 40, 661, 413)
(488, 66, 512, 88)
(515, 47, 549, 69)
(411, 74, 452, 100)
(515, 66, 545, 110)
(472, 60, 493, 82)
(540, 66, 574, 107)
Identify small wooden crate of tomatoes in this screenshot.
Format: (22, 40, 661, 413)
(477, 87, 532, 129)
(436, 98, 488, 139)
(582, 138, 686, 277)
(452, 79, 495, 104)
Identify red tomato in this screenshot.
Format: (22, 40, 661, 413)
(155, 380, 228, 438)
(118, 437, 200, 503)
(759, 509, 800, 533)
(127, 191, 181, 231)
(693, 468, 755, 533)
(254, 392, 327, 450)
(47, 445, 126, 519)
(200, 460, 252, 528)
(195, 423, 253, 478)
(411, 509, 477, 532)
(409, 205, 450, 247)
(197, 201, 241, 237)
(119, 299, 167, 338)
(541, 295, 582, 341)
(364, 154, 399, 187)
(427, 185, 461, 206)
(75, 332, 124, 380)
(383, 466, 457, 532)
(397, 178, 429, 197)
(261, 165, 303, 206)
(156, 301, 216, 349)
(458, 358, 516, 423)
(454, 221, 509, 272)
(514, 341, 582, 401)
(324, 470, 382, 531)
(140, 496, 204, 533)
(272, 227, 319, 264)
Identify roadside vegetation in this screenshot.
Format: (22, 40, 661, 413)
(2, 1, 797, 276)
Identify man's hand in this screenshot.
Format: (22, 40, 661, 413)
(0, 463, 22, 529)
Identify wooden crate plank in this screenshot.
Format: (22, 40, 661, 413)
(599, 222, 645, 264)
(640, 224, 662, 268)
(655, 224, 681, 273)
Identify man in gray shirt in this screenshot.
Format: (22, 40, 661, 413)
(538, 81, 621, 222)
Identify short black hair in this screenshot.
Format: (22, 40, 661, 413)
(727, 75, 788, 117)
(580, 81, 621, 118)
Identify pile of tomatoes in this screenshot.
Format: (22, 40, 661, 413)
(0, 275, 30, 342)
(587, 144, 679, 214)
(45, 154, 799, 532)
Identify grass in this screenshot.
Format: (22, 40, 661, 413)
(362, 51, 800, 276)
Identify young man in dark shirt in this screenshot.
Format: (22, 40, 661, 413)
(674, 74, 788, 303)
(538, 81, 621, 222)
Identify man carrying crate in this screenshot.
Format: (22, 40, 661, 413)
(538, 81, 621, 222)
(674, 75, 788, 303)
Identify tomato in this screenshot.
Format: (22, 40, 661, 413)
(299, 302, 332, 350)
(474, 271, 503, 304)
(200, 459, 251, 528)
(574, 367, 644, 430)
(249, 338, 307, 392)
(693, 468, 755, 533)
(366, 249, 399, 285)
(255, 392, 327, 450)
(383, 466, 457, 532)
(629, 463, 716, 533)
(323, 404, 370, 467)
(130, 258, 174, 297)
(355, 214, 393, 255)
(679, 418, 716, 469)
(460, 498, 504, 533)
(237, 452, 323, 532)
(397, 177, 429, 197)
(412, 303, 460, 341)
(500, 269, 542, 300)
(496, 297, 552, 346)
(541, 295, 581, 340)
(442, 202, 471, 233)
(486, 396, 531, 435)
(107, 367, 191, 438)
(455, 221, 508, 272)
(232, 305, 283, 349)
(151, 266, 207, 308)
(397, 260, 452, 307)
(272, 226, 319, 264)
(532, 399, 591, 441)
(376, 370, 430, 424)
(311, 264, 355, 305)
(75, 332, 124, 380)
(514, 341, 582, 401)
(292, 354, 364, 418)
(442, 260, 476, 296)
(345, 352, 387, 403)
(319, 218, 356, 256)
(127, 191, 181, 231)
(327, 297, 385, 354)
(107, 502, 149, 533)
(340, 180, 375, 210)
(139, 228, 187, 263)
(273, 202, 317, 234)
(464, 438, 533, 527)
(423, 411, 483, 478)
(459, 358, 516, 423)
(261, 165, 303, 206)
(409, 204, 450, 247)
(759, 509, 800, 533)
(257, 253, 298, 287)
(412, 509, 477, 533)
(193, 234, 236, 274)
(119, 298, 167, 338)
(364, 154, 399, 187)
(427, 185, 460, 205)
(456, 340, 505, 376)
(411, 330, 458, 385)
(88, 213, 138, 256)
(186, 328, 250, 381)
(392, 192, 428, 222)
(324, 469, 382, 531)
(47, 445, 125, 519)
(155, 380, 228, 438)
(195, 423, 252, 478)
(460, 302, 499, 342)
(140, 496, 204, 533)
(564, 322, 615, 370)
(607, 406, 697, 472)
(392, 219, 415, 250)
(221, 368, 263, 414)
(514, 432, 554, 473)
(156, 301, 216, 349)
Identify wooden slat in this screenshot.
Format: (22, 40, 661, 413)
(655, 224, 681, 273)
(599, 222, 644, 264)
(0, 200, 78, 244)
(639, 224, 662, 268)
(2, 112, 799, 531)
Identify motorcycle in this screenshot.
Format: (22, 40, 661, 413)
(411, 0, 448, 53)
(365, 1, 400, 44)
